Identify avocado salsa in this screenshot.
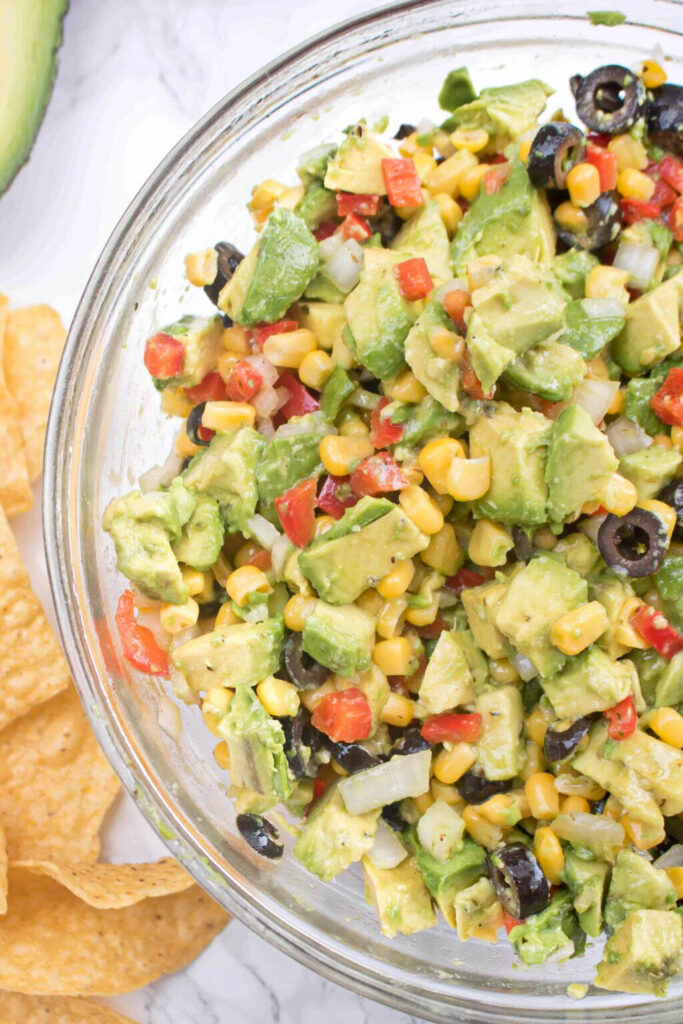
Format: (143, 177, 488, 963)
(105, 60, 683, 996)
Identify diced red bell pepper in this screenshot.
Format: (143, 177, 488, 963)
(461, 348, 494, 401)
(587, 132, 612, 148)
(442, 289, 471, 335)
(382, 158, 425, 208)
(586, 147, 618, 192)
(445, 567, 487, 596)
(185, 371, 227, 405)
(414, 616, 452, 640)
(143, 332, 184, 380)
(311, 688, 373, 742)
(621, 198, 662, 224)
(305, 777, 329, 816)
(668, 197, 683, 242)
(603, 695, 637, 741)
(115, 590, 169, 676)
(369, 397, 404, 449)
(632, 604, 683, 660)
(316, 474, 359, 519)
(336, 192, 381, 217)
(275, 476, 318, 548)
(396, 257, 434, 300)
(339, 212, 372, 242)
(659, 155, 683, 194)
(489, 153, 508, 165)
(276, 370, 320, 419)
(253, 319, 299, 349)
(652, 176, 678, 208)
(349, 451, 408, 496)
(650, 367, 683, 427)
(421, 712, 483, 744)
(503, 910, 523, 935)
(314, 220, 338, 241)
(225, 359, 263, 403)
(483, 163, 510, 195)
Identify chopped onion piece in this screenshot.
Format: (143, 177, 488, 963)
(252, 384, 280, 418)
(366, 819, 408, 869)
(241, 604, 269, 622)
(157, 695, 182, 739)
(416, 800, 465, 863)
(572, 378, 619, 425)
(318, 232, 344, 262)
(433, 278, 468, 302)
(606, 416, 653, 458)
(416, 117, 436, 135)
(271, 532, 294, 580)
(256, 417, 275, 440)
(246, 514, 281, 550)
(322, 239, 364, 294)
(613, 241, 660, 291)
(245, 353, 279, 387)
(655, 844, 683, 870)
(511, 652, 538, 682)
(580, 297, 627, 320)
(579, 513, 607, 544)
(169, 662, 199, 704)
(551, 811, 624, 862)
(139, 449, 184, 492)
(339, 750, 431, 815)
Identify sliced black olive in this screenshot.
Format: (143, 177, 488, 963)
(324, 737, 381, 774)
(394, 123, 416, 140)
(279, 708, 321, 778)
(197, 599, 222, 616)
(527, 123, 586, 190)
(555, 190, 623, 252)
(391, 726, 428, 757)
(512, 526, 535, 561)
(646, 84, 683, 157)
(374, 206, 404, 247)
(570, 64, 646, 134)
(597, 507, 669, 578)
(186, 402, 211, 446)
(204, 242, 244, 307)
(382, 801, 409, 832)
(236, 813, 283, 859)
(544, 716, 592, 762)
(455, 770, 513, 805)
(282, 632, 328, 690)
(487, 844, 551, 919)
(659, 479, 683, 542)
(665, 815, 683, 845)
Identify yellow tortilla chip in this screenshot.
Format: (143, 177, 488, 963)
(0, 686, 120, 862)
(0, 295, 33, 517)
(3, 304, 66, 481)
(13, 857, 193, 909)
(0, 992, 137, 1023)
(0, 822, 6, 916)
(0, 866, 229, 995)
(0, 504, 70, 731)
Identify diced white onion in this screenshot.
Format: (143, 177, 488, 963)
(552, 811, 625, 861)
(241, 604, 269, 622)
(572, 378, 620, 425)
(252, 384, 280, 418)
(416, 800, 465, 863)
(606, 416, 653, 457)
(416, 117, 436, 135)
(580, 297, 627, 320)
(276, 416, 334, 439)
(244, 353, 279, 387)
(655, 844, 683, 869)
(271, 532, 294, 580)
(139, 449, 184, 492)
(323, 239, 364, 294)
(256, 417, 275, 440)
(511, 652, 538, 682)
(157, 695, 182, 739)
(433, 278, 468, 302)
(613, 241, 660, 291)
(366, 819, 408, 869)
(246, 514, 281, 550)
(169, 663, 199, 704)
(319, 233, 344, 262)
(579, 513, 607, 544)
(339, 750, 432, 815)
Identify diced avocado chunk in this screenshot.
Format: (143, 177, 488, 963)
(184, 427, 265, 532)
(404, 829, 486, 926)
(302, 600, 375, 675)
(461, 579, 509, 659)
(657, 554, 683, 631)
(304, 273, 346, 303)
(605, 849, 677, 929)
(396, 395, 465, 451)
(150, 314, 225, 389)
(451, 79, 552, 148)
(320, 365, 356, 420)
(475, 685, 525, 780)
(656, 651, 683, 707)
(344, 252, 418, 380)
(631, 647, 668, 705)
(590, 576, 637, 659)
(299, 496, 429, 604)
(470, 404, 551, 528)
(324, 126, 394, 195)
(554, 533, 600, 578)
(294, 784, 379, 881)
(552, 250, 599, 300)
(610, 728, 683, 817)
(612, 273, 683, 374)
(172, 617, 284, 691)
(508, 891, 582, 966)
(362, 854, 437, 938)
(595, 909, 683, 997)
(492, 554, 588, 677)
(438, 67, 476, 112)
(257, 412, 331, 505)
(295, 181, 337, 230)
(419, 629, 486, 713)
(624, 377, 666, 438)
(294, 301, 347, 351)
(404, 299, 462, 412)
(219, 207, 318, 326)
(390, 200, 451, 281)
(562, 849, 609, 938)
(103, 479, 196, 604)
(297, 142, 337, 186)
(546, 404, 618, 523)
(171, 493, 223, 571)
(541, 648, 636, 719)
(454, 877, 503, 943)
(561, 298, 625, 360)
(217, 683, 291, 811)
(503, 339, 585, 402)
(618, 446, 682, 501)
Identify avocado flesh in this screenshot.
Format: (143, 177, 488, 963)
(562, 850, 609, 938)
(294, 785, 379, 881)
(541, 648, 636, 719)
(454, 877, 503, 943)
(404, 830, 486, 927)
(404, 299, 462, 412)
(390, 200, 451, 281)
(301, 600, 375, 676)
(171, 493, 223, 572)
(618, 446, 682, 502)
(418, 629, 486, 714)
(362, 855, 437, 938)
(172, 617, 284, 691)
(475, 685, 525, 780)
(612, 273, 683, 374)
(218, 683, 291, 812)
(604, 849, 677, 929)
(595, 910, 683, 997)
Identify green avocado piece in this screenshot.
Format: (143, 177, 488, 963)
(257, 411, 331, 505)
(295, 180, 337, 230)
(503, 339, 585, 401)
(183, 426, 266, 532)
(631, 647, 668, 705)
(438, 67, 477, 112)
(590, 576, 637, 660)
(324, 126, 393, 195)
(624, 377, 667, 438)
(595, 909, 683, 997)
(172, 616, 284, 691)
(418, 629, 486, 714)
(546, 403, 618, 523)
(605, 849, 678, 929)
(612, 273, 683, 373)
(554, 533, 600, 578)
(303, 273, 346, 303)
(560, 298, 625, 360)
(450, 163, 555, 273)
(171, 493, 223, 572)
(390, 200, 451, 281)
(397, 395, 465, 451)
(302, 600, 375, 675)
(657, 554, 683, 631)
(541, 648, 637, 719)
(362, 855, 437, 938)
(150, 314, 225, 389)
(562, 849, 610, 938)
(344, 251, 418, 380)
(454, 877, 502, 943)
(588, 10, 627, 25)
(217, 683, 291, 811)
(618, 446, 682, 501)
(297, 142, 337, 186)
(404, 829, 486, 926)
(492, 554, 588, 677)
(451, 79, 553, 148)
(294, 784, 379, 881)
(320, 365, 357, 421)
(219, 207, 319, 326)
(475, 685, 525, 780)
(404, 299, 462, 412)
(610, 727, 683, 817)
(470, 403, 551, 528)
(656, 651, 683, 707)
(508, 891, 582, 966)
(460, 578, 510, 659)
(552, 250, 599, 299)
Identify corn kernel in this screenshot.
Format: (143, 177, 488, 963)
(433, 192, 463, 237)
(233, 540, 262, 568)
(294, 302, 346, 351)
(430, 779, 464, 806)
(202, 686, 234, 734)
(428, 325, 465, 361)
(211, 550, 232, 589)
(649, 707, 683, 749)
(638, 499, 677, 540)
(640, 59, 667, 89)
(398, 131, 430, 158)
(405, 594, 440, 627)
(257, 675, 300, 717)
(276, 184, 305, 211)
(226, 565, 272, 607)
(586, 355, 610, 380)
(550, 601, 609, 656)
(181, 566, 206, 597)
(216, 602, 241, 627)
(402, 464, 425, 487)
(418, 438, 466, 494)
(447, 456, 491, 501)
(478, 793, 519, 827)
(560, 795, 591, 815)
(425, 149, 477, 197)
(518, 135, 533, 163)
(567, 162, 601, 208)
(621, 814, 665, 851)
(450, 128, 490, 153)
(554, 201, 589, 234)
(222, 325, 251, 354)
(608, 387, 626, 415)
(462, 804, 503, 849)
(213, 740, 231, 770)
(377, 559, 415, 599)
(263, 328, 316, 369)
(534, 826, 565, 884)
(380, 692, 416, 727)
(520, 740, 546, 781)
(314, 515, 336, 536)
(617, 168, 656, 201)
(175, 423, 200, 458)
(185, 248, 218, 287)
(585, 265, 630, 302)
(433, 743, 476, 784)
(319, 434, 374, 476)
(421, 523, 462, 576)
(526, 706, 550, 747)
(458, 163, 492, 202)
(160, 597, 200, 635)
(383, 369, 428, 403)
(666, 866, 683, 900)
(466, 254, 503, 292)
(608, 134, 648, 173)
(356, 587, 384, 617)
(600, 472, 638, 517)
(602, 794, 624, 820)
(412, 150, 438, 182)
(298, 349, 334, 390)
(161, 388, 192, 418)
(433, 129, 456, 159)
(376, 596, 409, 639)
(373, 637, 414, 677)
(614, 596, 651, 649)
(216, 352, 240, 383)
(525, 772, 560, 820)
(413, 792, 435, 815)
(653, 434, 673, 449)
(284, 594, 318, 631)
(468, 519, 513, 567)
(202, 400, 256, 430)
(489, 658, 520, 685)
(249, 178, 286, 219)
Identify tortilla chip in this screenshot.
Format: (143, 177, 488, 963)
(3, 304, 66, 481)
(0, 866, 229, 995)
(0, 823, 6, 916)
(0, 686, 120, 862)
(0, 992, 138, 1023)
(13, 857, 193, 909)
(0, 504, 71, 731)
(0, 295, 33, 518)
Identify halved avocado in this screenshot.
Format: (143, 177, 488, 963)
(0, 0, 69, 195)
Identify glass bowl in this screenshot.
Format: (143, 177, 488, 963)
(44, 2, 683, 1021)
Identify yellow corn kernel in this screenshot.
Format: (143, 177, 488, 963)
(314, 515, 336, 536)
(376, 596, 409, 639)
(649, 707, 683, 749)
(181, 566, 206, 597)
(653, 434, 673, 449)
(554, 201, 589, 235)
(608, 387, 626, 416)
(276, 184, 305, 211)
(380, 692, 416, 727)
(383, 369, 428, 403)
(405, 593, 440, 627)
(586, 355, 610, 380)
(567, 162, 601, 208)
(585, 265, 630, 302)
(377, 559, 415, 599)
(621, 814, 665, 851)
(489, 658, 520, 685)
(608, 134, 648, 173)
(600, 472, 638, 517)
(462, 804, 504, 850)
(212, 549, 232, 589)
(414, 792, 435, 815)
(672, 426, 683, 455)
(614, 596, 651, 649)
(534, 826, 565, 885)
(249, 178, 286, 216)
(431, 779, 464, 806)
(397, 488, 443, 540)
(213, 740, 231, 770)
(299, 679, 335, 713)
(284, 594, 318, 631)
(447, 456, 491, 501)
(425, 149, 477, 197)
(226, 565, 272, 607)
(298, 349, 334, 390)
(319, 434, 374, 476)
(520, 740, 546, 781)
(666, 866, 683, 900)
(450, 128, 490, 153)
(262, 328, 316, 369)
(161, 388, 192, 418)
(525, 772, 560, 820)
(257, 675, 300, 717)
(421, 523, 462, 576)
(222, 325, 251, 354)
(202, 686, 234, 734)
(373, 637, 414, 677)
(403, 464, 426, 488)
(418, 437, 466, 494)
(466, 254, 503, 292)
(398, 131, 430, 158)
(640, 59, 667, 89)
(560, 795, 591, 815)
(550, 601, 609, 656)
(431, 492, 454, 516)
(428, 325, 465, 362)
(468, 519, 513, 568)
(216, 352, 240, 383)
(160, 597, 200, 635)
(617, 168, 656, 201)
(356, 587, 384, 617)
(518, 135, 533, 163)
(639, 499, 677, 540)
(478, 793, 519, 827)
(526, 706, 550, 747)
(433, 743, 476, 784)
(458, 163, 492, 202)
(202, 400, 256, 430)
(433, 192, 463, 236)
(215, 602, 240, 627)
(412, 150, 438, 182)
(185, 248, 218, 287)
(175, 423, 200, 458)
